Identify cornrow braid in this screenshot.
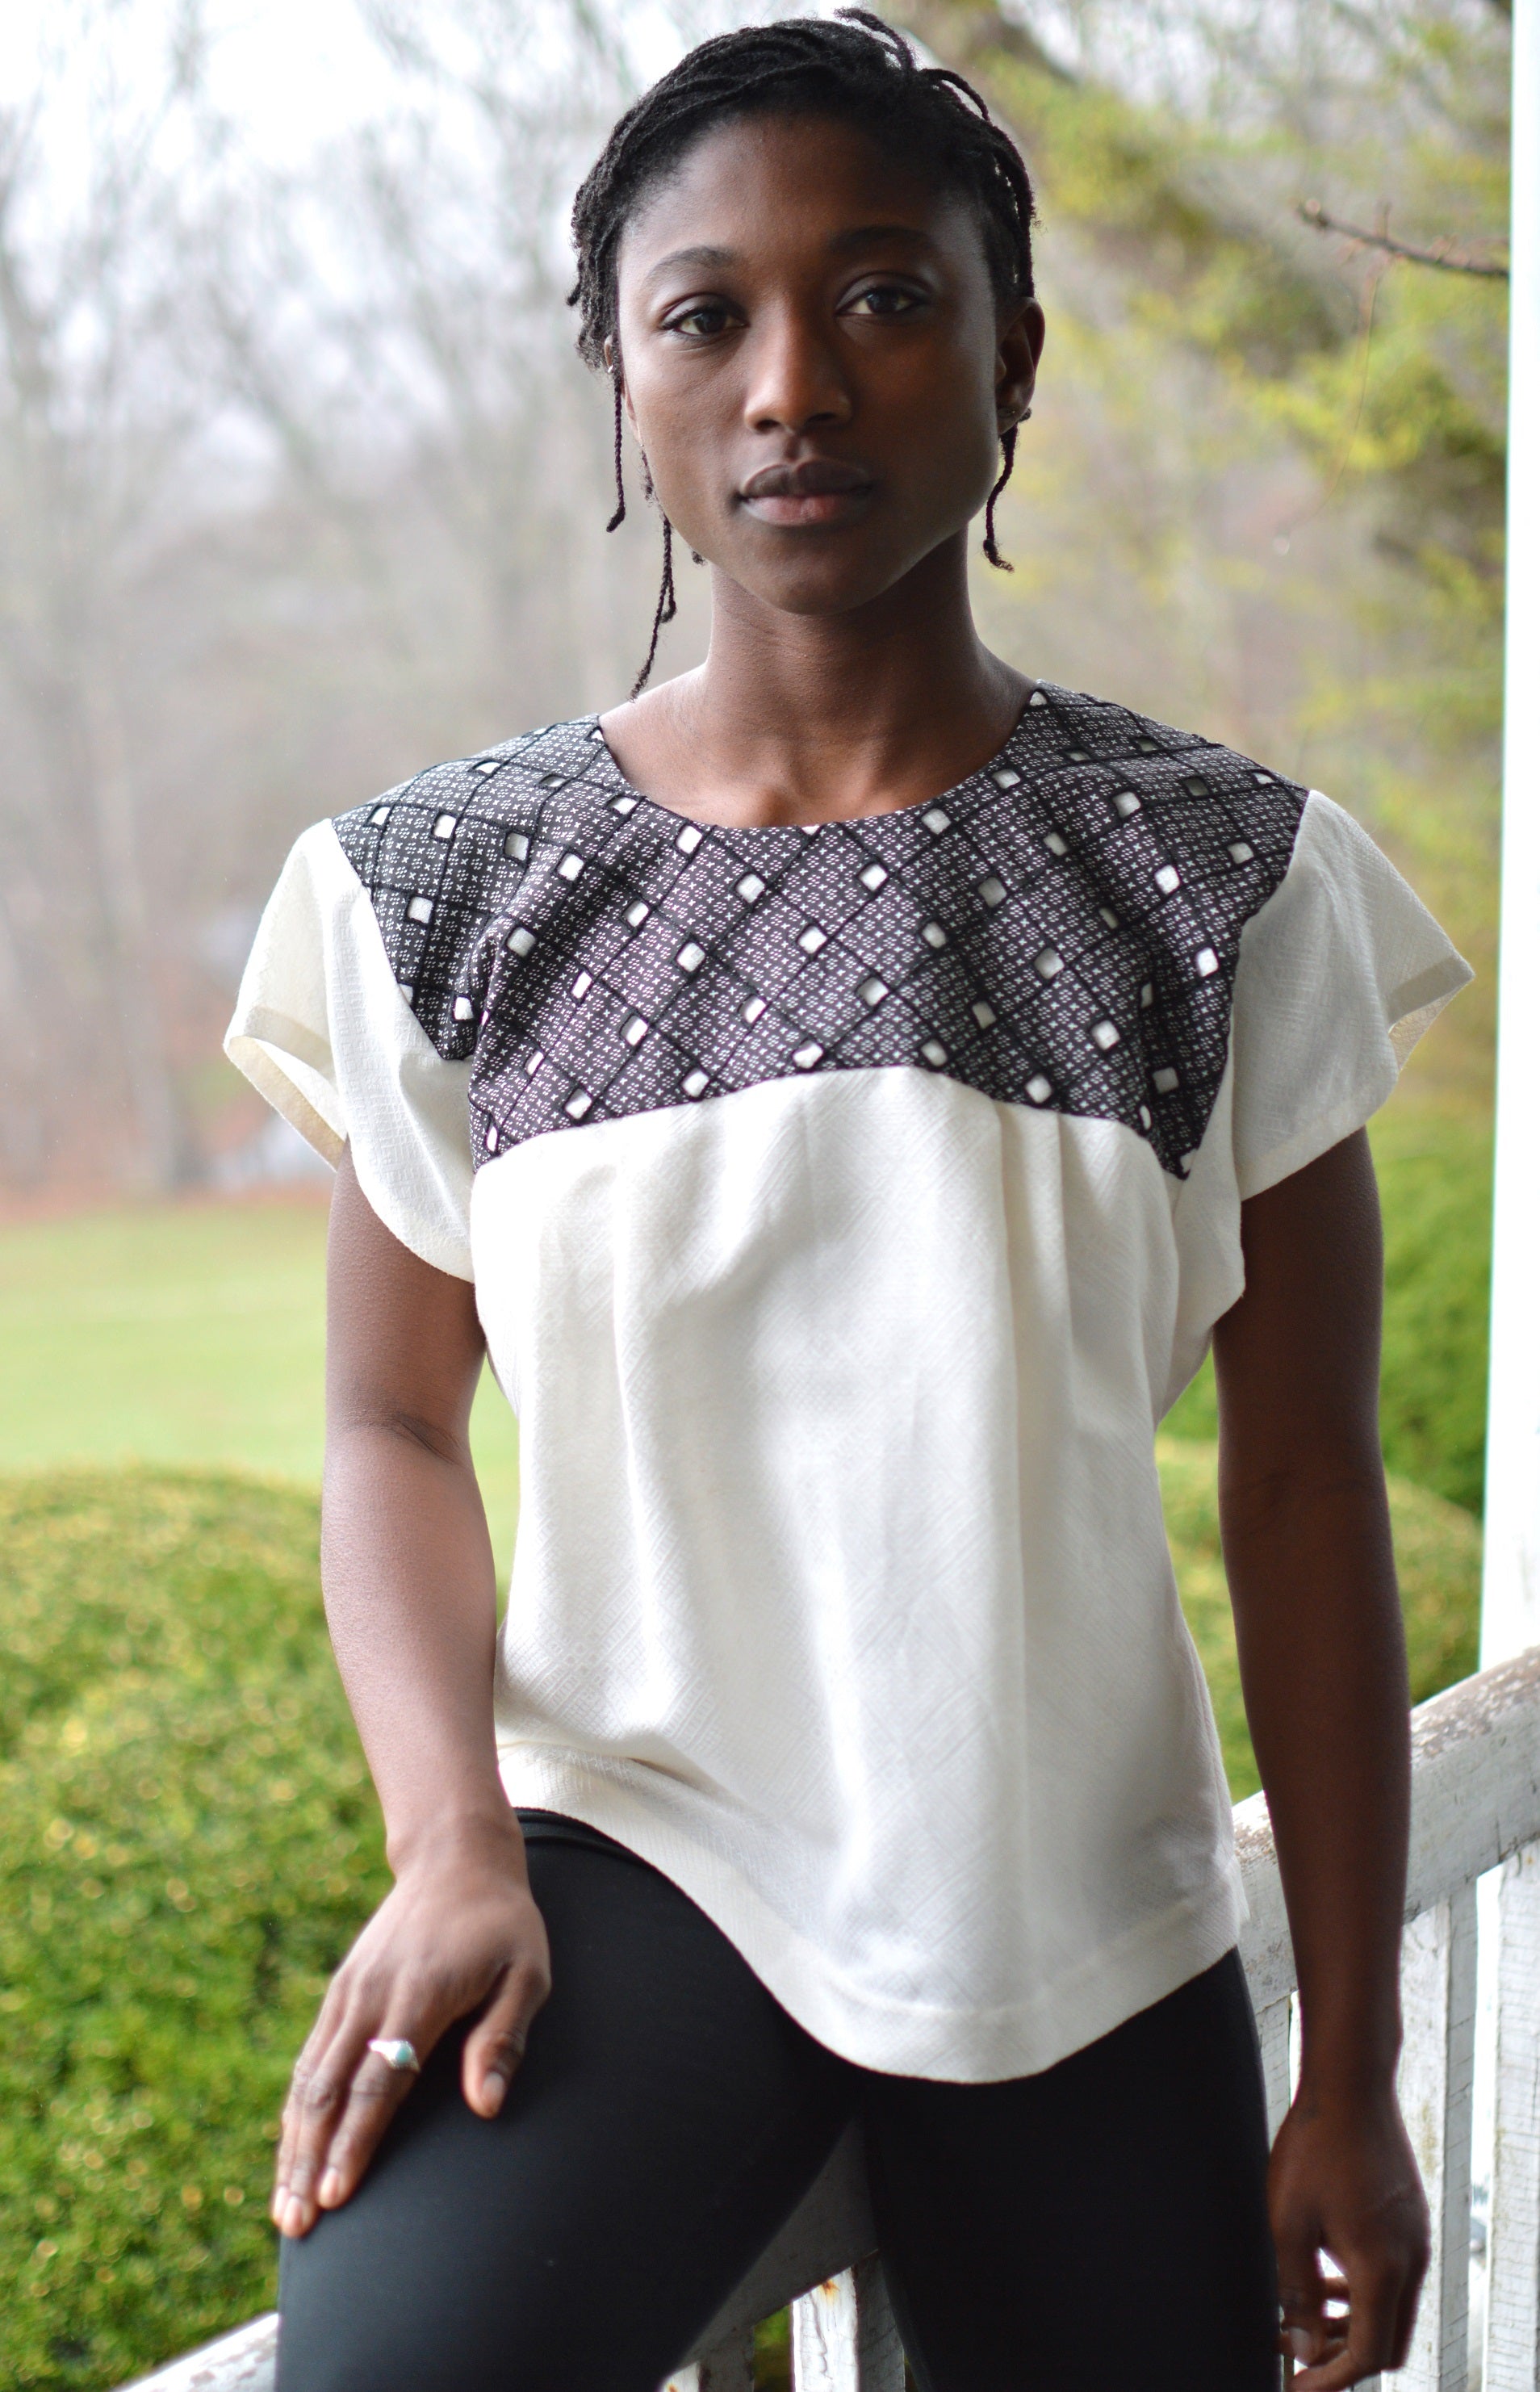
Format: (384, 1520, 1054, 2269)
(983, 423, 1018, 570)
(605, 375, 626, 534)
(631, 458, 678, 697)
(571, 8, 1038, 690)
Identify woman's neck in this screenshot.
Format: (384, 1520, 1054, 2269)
(600, 533, 1033, 830)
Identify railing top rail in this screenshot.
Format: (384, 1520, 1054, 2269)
(1237, 1644, 1540, 2007)
(1406, 1642, 1540, 1763)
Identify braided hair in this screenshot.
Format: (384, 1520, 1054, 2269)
(570, 9, 1038, 693)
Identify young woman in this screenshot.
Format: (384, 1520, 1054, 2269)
(228, 16, 1471, 2389)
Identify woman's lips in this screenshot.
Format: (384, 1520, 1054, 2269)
(739, 458, 874, 526)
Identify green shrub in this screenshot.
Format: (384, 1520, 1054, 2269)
(1374, 1108, 1492, 1515)
(0, 1471, 387, 2392)
(1163, 1105, 1492, 1514)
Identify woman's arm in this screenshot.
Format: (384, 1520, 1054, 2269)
(1212, 1127, 1429, 2390)
(271, 1148, 550, 2241)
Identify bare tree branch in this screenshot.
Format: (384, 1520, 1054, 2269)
(1298, 199, 1510, 280)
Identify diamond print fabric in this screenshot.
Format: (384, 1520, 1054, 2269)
(332, 685, 1308, 1180)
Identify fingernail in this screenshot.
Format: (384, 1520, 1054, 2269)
(282, 2196, 308, 2238)
(1287, 2327, 1314, 2361)
(319, 2169, 342, 2206)
(483, 2072, 507, 2114)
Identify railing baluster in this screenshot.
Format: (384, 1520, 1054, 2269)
(791, 2256, 904, 2391)
(1391, 1883, 1478, 2391)
(852, 2259, 906, 2392)
(663, 2327, 755, 2392)
(792, 2270, 857, 2390)
(1487, 1840, 1540, 2391)
(1258, 1995, 1293, 2143)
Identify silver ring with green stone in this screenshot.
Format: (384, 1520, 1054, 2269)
(366, 2038, 421, 2073)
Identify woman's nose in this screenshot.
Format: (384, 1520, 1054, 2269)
(743, 308, 854, 435)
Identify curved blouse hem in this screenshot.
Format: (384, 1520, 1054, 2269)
(495, 1747, 1244, 2082)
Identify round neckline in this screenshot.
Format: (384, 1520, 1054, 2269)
(585, 689, 1046, 840)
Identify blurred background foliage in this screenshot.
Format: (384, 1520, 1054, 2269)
(0, 0, 1508, 1186)
(0, 0, 1508, 2382)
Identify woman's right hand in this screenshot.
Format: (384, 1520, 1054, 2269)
(271, 1814, 551, 2239)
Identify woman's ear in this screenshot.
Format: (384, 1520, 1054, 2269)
(996, 297, 1045, 431)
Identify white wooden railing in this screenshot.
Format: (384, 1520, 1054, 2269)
(119, 1648, 1540, 2392)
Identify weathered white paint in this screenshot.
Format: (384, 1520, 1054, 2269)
(663, 2327, 754, 2392)
(789, 2256, 905, 2392)
(1488, 1842, 1540, 2391)
(1258, 1996, 1293, 2141)
(1393, 1888, 1479, 2391)
(1482, 0, 1540, 1672)
(119, 2315, 276, 2392)
(790, 2272, 856, 2391)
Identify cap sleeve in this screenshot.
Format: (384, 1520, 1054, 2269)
(1228, 791, 1471, 1201)
(224, 821, 475, 1280)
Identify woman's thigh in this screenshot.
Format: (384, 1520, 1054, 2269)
(277, 1837, 852, 2392)
(864, 1951, 1278, 2392)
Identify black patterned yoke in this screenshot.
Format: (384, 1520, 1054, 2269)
(332, 682, 1308, 1180)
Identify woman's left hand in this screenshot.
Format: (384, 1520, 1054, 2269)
(1268, 2081, 1429, 2388)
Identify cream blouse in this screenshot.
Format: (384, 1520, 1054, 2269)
(228, 682, 1469, 2081)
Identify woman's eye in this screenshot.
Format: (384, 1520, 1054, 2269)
(664, 304, 738, 339)
(845, 284, 923, 318)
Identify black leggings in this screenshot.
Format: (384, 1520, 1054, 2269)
(277, 1825, 1278, 2392)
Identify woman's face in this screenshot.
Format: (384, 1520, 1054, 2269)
(613, 112, 1044, 622)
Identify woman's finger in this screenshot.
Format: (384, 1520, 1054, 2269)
(1292, 2255, 1404, 2391)
(462, 1957, 550, 2118)
(1275, 2223, 1331, 2369)
(312, 2030, 431, 2214)
(1290, 2348, 1358, 2392)
(272, 1990, 352, 2223)
(1389, 2275, 1421, 2373)
(276, 2005, 391, 2237)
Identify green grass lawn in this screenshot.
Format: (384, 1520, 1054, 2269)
(0, 1197, 520, 1577)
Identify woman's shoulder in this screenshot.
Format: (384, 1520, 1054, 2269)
(1011, 679, 1314, 979)
(320, 715, 607, 1062)
(331, 715, 606, 866)
(1020, 681, 1309, 845)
